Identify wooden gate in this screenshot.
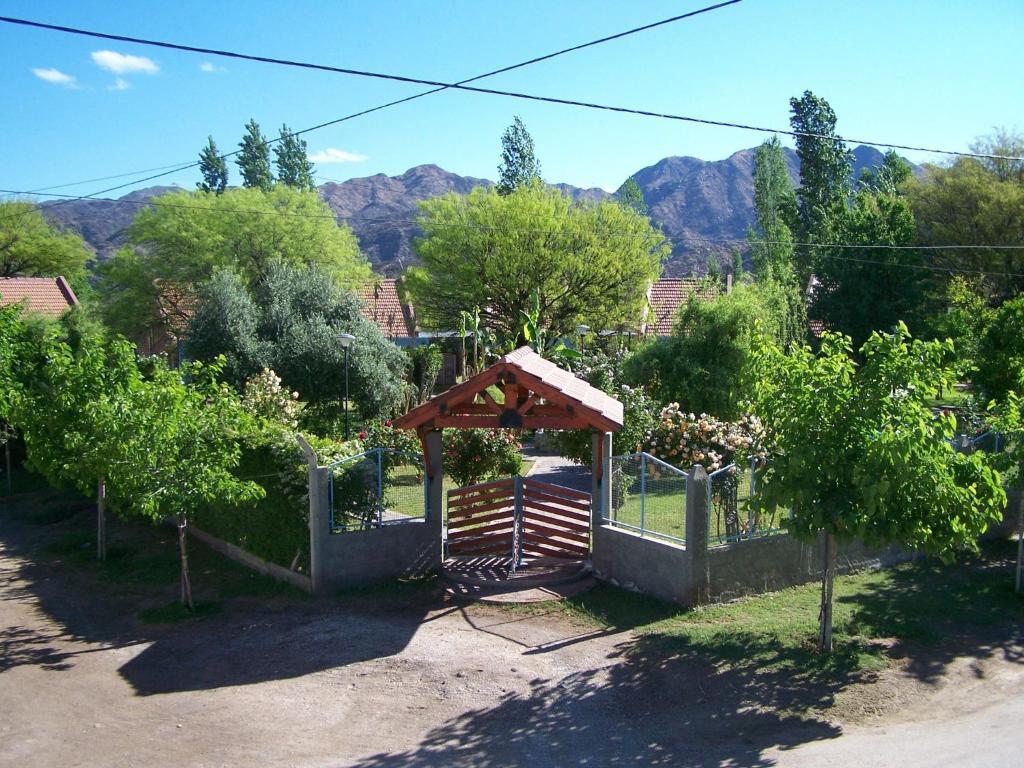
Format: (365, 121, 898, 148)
(446, 477, 590, 561)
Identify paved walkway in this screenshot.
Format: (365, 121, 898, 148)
(523, 449, 591, 494)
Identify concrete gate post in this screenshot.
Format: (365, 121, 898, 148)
(685, 464, 710, 604)
(423, 429, 445, 558)
(591, 431, 612, 528)
(297, 435, 331, 594)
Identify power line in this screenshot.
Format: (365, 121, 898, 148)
(8, 3, 742, 198)
(3, 13, 1021, 164)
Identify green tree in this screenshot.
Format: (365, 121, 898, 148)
(789, 91, 852, 284)
(905, 152, 1024, 299)
(197, 136, 228, 194)
(705, 255, 722, 284)
(97, 186, 370, 341)
(237, 119, 274, 191)
(615, 177, 647, 215)
(811, 187, 925, 350)
(753, 325, 1005, 651)
(407, 185, 667, 344)
(749, 136, 798, 281)
(969, 127, 1024, 184)
(926, 276, 993, 377)
(187, 263, 407, 419)
(623, 281, 802, 419)
(112, 358, 262, 609)
(496, 116, 541, 195)
(0, 201, 91, 286)
(858, 150, 911, 194)
(975, 295, 1024, 402)
(274, 124, 316, 191)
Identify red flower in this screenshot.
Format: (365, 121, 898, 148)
(384, 419, 393, 427)
(358, 430, 368, 440)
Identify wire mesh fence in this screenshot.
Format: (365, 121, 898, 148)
(605, 452, 688, 543)
(708, 458, 788, 544)
(328, 448, 426, 532)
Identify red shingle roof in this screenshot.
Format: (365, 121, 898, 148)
(357, 279, 416, 339)
(646, 277, 720, 336)
(0, 276, 78, 317)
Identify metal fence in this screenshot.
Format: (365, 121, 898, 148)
(952, 430, 1005, 454)
(708, 458, 788, 544)
(605, 452, 688, 544)
(327, 448, 427, 532)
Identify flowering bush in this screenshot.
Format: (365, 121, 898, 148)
(646, 405, 766, 473)
(444, 428, 523, 488)
(241, 368, 302, 434)
(362, 418, 421, 455)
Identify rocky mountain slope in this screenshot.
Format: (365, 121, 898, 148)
(42, 145, 916, 276)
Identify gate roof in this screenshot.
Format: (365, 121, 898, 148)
(393, 346, 623, 433)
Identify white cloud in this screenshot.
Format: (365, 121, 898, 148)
(307, 148, 368, 164)
(90, 50, 159, 75)
(107, 78, 131, 91)
(198, 61, 225, 73)
(32, 67, 78, 88)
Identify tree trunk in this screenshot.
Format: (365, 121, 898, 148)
(1015, 488, 1023, 594)
(177, 514, 194, 610)
(96, 476, 107, 561)
(5, 438, 11, 496)
(818, 532, 837, 652)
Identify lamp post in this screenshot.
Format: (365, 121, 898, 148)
(576, 324, 590, 354)
(338, 333, 356, 440)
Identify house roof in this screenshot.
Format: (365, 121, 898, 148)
(357, 279, 416, 339)
(645, 277, 720, 336)
(393, 345, 623, 433)
(0, 276, 78, 317)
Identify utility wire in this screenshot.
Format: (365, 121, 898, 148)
(2, 12, 1021, 164)
(8, 2, 742, 198)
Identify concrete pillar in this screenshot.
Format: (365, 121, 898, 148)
(685, 464, 710, 605)
(590, 432, 602, 527)
(297, 435, 330, 594)
(599, 432, 613, 528)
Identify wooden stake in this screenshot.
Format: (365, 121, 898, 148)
(96, 476, 107, 561)
(178, 515, 193, 610)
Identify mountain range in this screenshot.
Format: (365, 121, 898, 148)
(42, 145, 916, 277)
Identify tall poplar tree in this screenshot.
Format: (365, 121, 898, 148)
(789, 91, 852, 284)
(274, 124, 316, 191)
(197, 136, 228, 194)
(749, 137, 797, 281)
(496, 116, 541, 195)
(236, 119, 274, 191)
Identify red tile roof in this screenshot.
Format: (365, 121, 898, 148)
(0, 276, 78, 317)
(357, 279, 416, 339)
(645, 277, 720, 336)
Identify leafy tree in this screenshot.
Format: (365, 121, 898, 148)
(926, 276, 993, 376)
(969, 127, 1024, 184)
(615, 177, 647, 215)
(749, 136, 798, 282)
(496, 116, 541, 195)
(905, 153, 1024, 299)
(407, 185, 667, 344)
(858, 150, 911, 194)
(111, 358, 262, 609)
(274, 124, 316, 191)
(753, 325, 1005, 651)
(0, 201, 91, 286)
(186, 262, 407, 419)
(975, 295, 1024, 402)
(236, 118, 274, 191)
(15, 331, 142, 559)
(705, 255, 722, 284)
(97, 186, 369, 341)
(197, 136, 228, 194)
(789, 91, 852, 284)
(811, 187, 925, 350)
(624, 281, 802, 419)
(987, 384, 1024, 592)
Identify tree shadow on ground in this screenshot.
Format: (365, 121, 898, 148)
(839, 539, 1024, 685)
(348, 627, 854, 767)
(0, 488, 438, 695)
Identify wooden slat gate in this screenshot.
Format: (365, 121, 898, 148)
(447, 476, 591, 562)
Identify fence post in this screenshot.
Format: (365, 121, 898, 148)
(748, 457, 756, 539)
(685, 464, 710, 605)
(640, 452, 647, 535)
(513, 475, 524, 570)
(376, 448, 384, 527)
(297, 435, 330, 594)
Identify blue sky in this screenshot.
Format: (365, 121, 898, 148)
(1, 0, 1022, 196)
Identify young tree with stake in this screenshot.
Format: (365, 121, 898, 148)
(753, 325, 1005, 651)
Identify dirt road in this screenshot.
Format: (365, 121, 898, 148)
(2, 509, 1022, 767)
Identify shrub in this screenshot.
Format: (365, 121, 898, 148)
(444, 428, 522, 488)
(975, 295, 1024, 402)
(645, 406, 767, 473)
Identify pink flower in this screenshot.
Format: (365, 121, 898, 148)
(358, 430, 368, 440)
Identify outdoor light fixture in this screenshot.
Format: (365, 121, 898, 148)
(576, 324, 590, 353)
(338, 333, 356, 440)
